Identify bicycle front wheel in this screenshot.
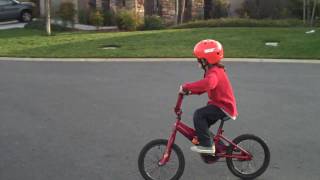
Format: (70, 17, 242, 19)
(226, 134, 270, 179)
(138, 139, 185, 180)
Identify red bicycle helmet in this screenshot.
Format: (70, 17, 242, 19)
(193, 39, 224, 64)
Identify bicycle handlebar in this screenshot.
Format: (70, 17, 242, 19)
(174, 93, 184, 116)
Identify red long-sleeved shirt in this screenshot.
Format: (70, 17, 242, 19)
(183, 66, 238, 120)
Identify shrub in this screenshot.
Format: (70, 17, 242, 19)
(172, 18, 306, 29)
(24, 20, 71, 31)
(78, 10, 90, 24)
(103, 10, 116, 26)
(236, 0, 288, 19)
(58, 2, 76, 27)
(212, 0, 230, 18)
(115, 9, 142, 31)
(142, 16, 165, 30)
(288, 0, 302, 18)
(289, 0, 320, 21)
(89, 10, 104, 29)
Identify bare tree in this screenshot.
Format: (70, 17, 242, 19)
(180, 0, 186, 23)
(46, 0, 51, 35)
(303, 0, 306, 24)
(175, 0, 179, 25)
(307, 0, 311, 22)
(310, 0, 318, 26)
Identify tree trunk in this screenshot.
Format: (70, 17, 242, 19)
(310, 0, 317, 26)
(204, 0, 213, 19)
(307, 0, 310, 22)
(180, 0, 186, 23)
(303, 0, 306, 24)
(46, 0, 51, 36)
(73, 0, 79, 24)
(175, 0, 179, 25)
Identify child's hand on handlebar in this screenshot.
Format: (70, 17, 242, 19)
(179, 85, 190, 95)
(179, 85, 184, 94)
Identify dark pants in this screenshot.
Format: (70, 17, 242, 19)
(193, 105, 227, 147)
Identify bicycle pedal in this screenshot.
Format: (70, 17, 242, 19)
(200, 154, 219, 164)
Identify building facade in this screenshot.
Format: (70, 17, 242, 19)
(39, 0, 205, 23)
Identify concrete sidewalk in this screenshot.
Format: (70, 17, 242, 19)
(0, 57, 320, 63)
(73, 24, 117, 31)
(0, 21, 26, 30)
(0, 20, 117, 31)
(51, 19, 117, 31)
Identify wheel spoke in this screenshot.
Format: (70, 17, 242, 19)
(146, 165, 160, 178)
(231, 138, 266, 175)
(141, 141, 182, 180)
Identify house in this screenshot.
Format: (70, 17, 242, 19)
(38, 0, 243, 24)
(39, 0, 204, 23)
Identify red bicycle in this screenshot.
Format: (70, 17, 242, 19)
(138, 94, 270, 180)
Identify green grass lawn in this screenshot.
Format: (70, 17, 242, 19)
(0, 27, 319, 59)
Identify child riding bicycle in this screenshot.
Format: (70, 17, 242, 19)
(179, 39, 238, 154)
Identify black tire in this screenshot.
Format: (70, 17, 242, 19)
(226, 134, 270, 180)
(138, 139, 185, 180)
(19, 10, 32, 22)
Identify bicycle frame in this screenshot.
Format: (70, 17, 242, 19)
(158, 94, 252, 166)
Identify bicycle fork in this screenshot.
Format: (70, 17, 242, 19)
(158, 125, 177, 166)
(158, 119, 197, 166)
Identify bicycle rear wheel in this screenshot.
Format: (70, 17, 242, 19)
(226, 134, 270, 179)
(138, 139, 185, 180)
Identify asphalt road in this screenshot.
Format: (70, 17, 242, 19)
(0, 60, 319, 180)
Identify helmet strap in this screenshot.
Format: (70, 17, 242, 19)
(198, 59, 208, 73)
(216, 63, 226, 71)
(198, 59, 225, 74)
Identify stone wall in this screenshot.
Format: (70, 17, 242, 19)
(159, 0, 176, 23)
(77, 0, 90, 12)
(155, 0, 204, 23)
(136, 0, 144, 17)
(109, 0, 144, 17)
(144, 0, 157, 16)
(109, 0, 117, 11)
(191, 0, 204, 20)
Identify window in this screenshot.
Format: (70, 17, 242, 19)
(102, 0, 110, 11)
(88, 0, 96, 9)
(154, 0, 158, 13)
(0, 0, 12, 6)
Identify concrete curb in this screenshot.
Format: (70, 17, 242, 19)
(0, 22, 26, 30)
(0, 57, 320, 63)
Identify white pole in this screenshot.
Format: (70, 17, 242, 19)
(46, 0, 51, 35)
(303, 0, 306, 24)
(180, 0, 185, 23)
(310, 0, 317, 26)
(176, 0, 179, 25)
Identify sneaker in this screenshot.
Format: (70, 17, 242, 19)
(190, 145, 215, 154)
